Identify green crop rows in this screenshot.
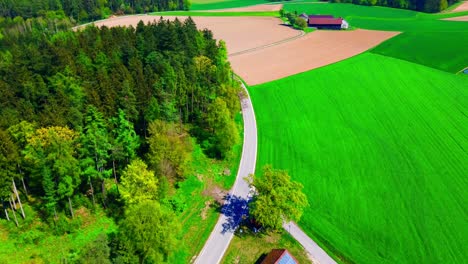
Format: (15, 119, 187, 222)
(249, 52, 468, 263)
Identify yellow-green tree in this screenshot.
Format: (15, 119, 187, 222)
(248, 165, 309, 231)
(205, 97, 239, 158)
(120, 200, 180, 263)
(146, 120, 192, 181)
(120, 159, 158, 205)
(24, 126, 80, 218)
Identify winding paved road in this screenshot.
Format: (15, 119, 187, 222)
(195, 81, 337, 264)
(284, 222, 337, 264)
(194, 83, 257, 264)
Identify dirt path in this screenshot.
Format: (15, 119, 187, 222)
(442, 15, 468, 21)
(450, 1, 468, 12)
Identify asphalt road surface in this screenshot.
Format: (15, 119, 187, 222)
(194, 82, 257, 264)
(195, 82, 336, 264)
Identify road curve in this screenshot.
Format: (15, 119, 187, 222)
(195, 81, 337, 264)
(284, 222, 337, 264)
(194, 82, 257, 264)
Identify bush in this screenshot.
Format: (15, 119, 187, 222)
(295, 18, 308, 29)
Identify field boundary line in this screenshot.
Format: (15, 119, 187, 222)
(229, 29, 305, 57)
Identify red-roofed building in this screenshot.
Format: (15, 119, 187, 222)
(303, 14, 349, 29)
(261, 249, 298, 264)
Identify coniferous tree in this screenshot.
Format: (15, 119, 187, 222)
(80, 106, 112, 206)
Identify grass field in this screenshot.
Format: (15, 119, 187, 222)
(190, 0, 267, 10)
(371, 31, 468, 72)
(151, 10, 278, 16)
(283, 3, 468, 72)
(249, 52, 468, 264)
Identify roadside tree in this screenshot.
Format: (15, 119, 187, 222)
(248, 165, 309, 231)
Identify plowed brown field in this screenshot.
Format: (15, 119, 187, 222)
(85, 15, 398, 85)
(229, 29, 399, 85)
(89, 15, 300, 55)
(451, 1, 468, 12)
(443, 15, 468, 21)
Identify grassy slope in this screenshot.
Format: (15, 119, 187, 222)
(283, 3, 468, 72)
(249, 52, 468, 264)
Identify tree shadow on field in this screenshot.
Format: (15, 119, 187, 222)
(221, 194, 251, 234)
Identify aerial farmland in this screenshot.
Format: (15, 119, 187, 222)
(0, 0, 466, 263)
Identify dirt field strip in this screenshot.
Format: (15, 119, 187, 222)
(451, 1, 468, 12)
(88, 15, 300, 55)
(205, 4, 283, 12)
(229, 30, 305, 56)
(442, 15, 468, 21)
(229, 29, 400, 85)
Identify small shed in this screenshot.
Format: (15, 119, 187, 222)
(299, 13, 309, 21)
(261, 249, 298, 264)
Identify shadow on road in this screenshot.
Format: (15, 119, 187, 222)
(221, 194, 251, 234)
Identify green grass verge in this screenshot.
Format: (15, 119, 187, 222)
(0, 206, 117, 263)
(171, 112, 244, 263)
(151, 10, 278, 16)
(282, 2, 468, 72)
(221, 231, 311, 263)
(249, 52, 468, 264)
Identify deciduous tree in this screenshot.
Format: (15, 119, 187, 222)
(120, 159, 158, 205)
(147, 120, 192, 181)
(24, 126, 81, 218)
(120, 200, 179, 263)
(248, 165, 309, 231)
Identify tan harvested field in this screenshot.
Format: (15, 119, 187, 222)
(207, 4, 283, 12)
(84, 15, 398, 85)
(89, 15, 300, 55)
(229, 29, 400, 85)
(451, 1, 468, 12)
(443, 15, 468, 21)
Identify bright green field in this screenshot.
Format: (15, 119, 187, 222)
(249, 52, 468, 263)
(371, 31, 468, 73)
(283, 3, 468, 72)
(151, 10, 278, 16)
(190, 0, 266, 10)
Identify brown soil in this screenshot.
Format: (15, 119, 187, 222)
(88, 15, 300, 55)
(451, 1, 468, 12)
(81, 15, 398, 86)
(202, 185, 227, 205)
(207, 4, 283, 12)
(229, 29, 400, 85)
(443, 15, 468, 21)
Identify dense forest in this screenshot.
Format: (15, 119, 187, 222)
(0, 16, 240, 262)
(0, 0, 189, 22)
(329, 0, 460, 13)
